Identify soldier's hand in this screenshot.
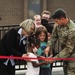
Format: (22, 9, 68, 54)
(44, 46, 50, 53)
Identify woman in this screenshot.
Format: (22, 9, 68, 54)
(0, 19, 36, 75)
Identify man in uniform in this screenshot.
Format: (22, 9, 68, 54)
(46, 8, 75, 75)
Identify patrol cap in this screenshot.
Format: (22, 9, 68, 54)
(20, 19, 36, 34)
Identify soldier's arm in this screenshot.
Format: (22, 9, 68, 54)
(54, 29, 75, 58)
(47, 26, 58, 49)
(45, 26, 58, 58)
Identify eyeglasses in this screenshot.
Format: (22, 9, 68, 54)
(30, 27, 35, 31)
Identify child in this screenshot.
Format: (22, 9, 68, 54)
(26, 38, 47, 75)
(35, 26, 52, 75)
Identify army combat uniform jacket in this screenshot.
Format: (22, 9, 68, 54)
(47, 19, 75, 75)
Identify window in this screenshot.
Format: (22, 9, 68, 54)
(28, 0, 40, 19)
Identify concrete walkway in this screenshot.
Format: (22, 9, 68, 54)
(52, 67, 64, 75)
(16, 67, 64, 75)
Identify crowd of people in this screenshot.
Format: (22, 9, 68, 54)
(0, 8, 75, 75)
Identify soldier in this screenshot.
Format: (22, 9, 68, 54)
(45, 8, 75, 75)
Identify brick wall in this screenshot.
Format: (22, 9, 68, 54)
(47, 0, 75, 21)
(0, 0, 75, 25)
(0, 0, 24, 25)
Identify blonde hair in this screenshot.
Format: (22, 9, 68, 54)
(20, 19, 36, 33)
(34, 15, 41, 20)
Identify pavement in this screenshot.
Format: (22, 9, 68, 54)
(15, 67, 64, 75)
(52, 67, 64, 75)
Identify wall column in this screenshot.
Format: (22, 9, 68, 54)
(42, 0, 47, 11)
(24, 0, 28, 20)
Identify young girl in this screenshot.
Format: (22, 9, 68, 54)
(26, 38, 47, 75)
(35, 26, 52, 75)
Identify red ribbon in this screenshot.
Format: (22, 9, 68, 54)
(0, 56, 75, 61)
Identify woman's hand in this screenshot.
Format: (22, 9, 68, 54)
(22, 54, 30, 61)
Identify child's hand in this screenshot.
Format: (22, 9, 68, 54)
(47, 57, 54, 63)
(43, 61, 49, 65)
(40, 56, 45, 58)
(48, 59, 54, 63)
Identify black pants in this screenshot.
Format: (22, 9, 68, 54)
(39, 67, 52, 75)
(50, 63, 53, 70)
(0, 61, 15, 75)
(63, 61, 68, 75)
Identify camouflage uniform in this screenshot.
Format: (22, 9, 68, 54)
(47, 20, 75, 75)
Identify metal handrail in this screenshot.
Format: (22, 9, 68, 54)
(0, 24, 63, 70)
